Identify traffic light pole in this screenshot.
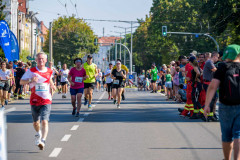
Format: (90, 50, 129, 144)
(95, 42, 132, 74)
(49, 22, 53, 62)
(167, 31, 220, 52)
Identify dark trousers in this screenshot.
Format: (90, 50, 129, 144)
(14, 80, 23, 96)
(203, 83, 217, 112)
(191, 82, 203, 111)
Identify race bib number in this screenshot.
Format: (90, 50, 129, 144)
(0, 82, 4, 87)
(63, 74, 68, 78)
(75, 77, 83, 83)
(113, 80, 119, 85)
(35, 83, 48, 92)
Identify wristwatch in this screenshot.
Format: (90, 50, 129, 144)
(28, 78, 32, 83)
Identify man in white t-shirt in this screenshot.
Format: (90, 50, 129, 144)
(96, 69, 102, 92)
(104, 63, 113, 100)
(20, 52, 56, 150)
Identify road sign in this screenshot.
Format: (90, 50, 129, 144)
(129, 79, 133, 85)
(129, 75, 133, 79)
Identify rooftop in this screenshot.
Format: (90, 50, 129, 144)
(98, 37, 121, 46)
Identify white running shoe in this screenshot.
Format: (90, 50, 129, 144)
(38, 140, 45, 150)
(35, 134, 41, 146)
(117, 104, 120, 109)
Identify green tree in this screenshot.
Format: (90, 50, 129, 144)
(43, 16, 99, 66)
(202, 0, 240, 47)
(0, 0, 6, 21)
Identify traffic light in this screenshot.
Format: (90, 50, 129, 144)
(94, 38, 98, 46)
(34, 28, 38, 35)
(162, 26, 167, 36)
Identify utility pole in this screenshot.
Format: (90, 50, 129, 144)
(115, 39, 117, 62)
(124, 28, 126, 66)
(31, 17, 33, 57)
(108, 49, 110, 62)
(30, 12, 39, 57)
(119, 33, 122, 60)
(130, 21, 133, 75)
(49, 22, 53, 62)
(103, 27, 104, 37)
(35, 31, 37, 56)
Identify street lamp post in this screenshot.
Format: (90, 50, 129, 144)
(49, 22, 53, 62)
(114, 25, 138, 75)
(30, 12, 39, 57)
(130, 21, 133, 75)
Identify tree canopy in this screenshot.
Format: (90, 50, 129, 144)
(43, 16, 98, 66)
(131, 0, 239, 72)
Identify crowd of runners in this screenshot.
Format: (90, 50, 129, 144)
(2, 53, 129, 150)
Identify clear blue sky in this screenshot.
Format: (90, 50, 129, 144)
(30, 0, 153, 37)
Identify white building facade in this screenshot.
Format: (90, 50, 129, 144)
(2, 0, 18, 37)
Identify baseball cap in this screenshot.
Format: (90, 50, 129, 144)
(222, 44, 240, 61)
(87, 54, 93, 59)
(189, 56, 196, 63)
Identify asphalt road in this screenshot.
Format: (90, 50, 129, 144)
(5, 89, 223, 160)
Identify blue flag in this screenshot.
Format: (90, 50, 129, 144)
(9, 30, 19, 61)
(0, 20, 11, 61)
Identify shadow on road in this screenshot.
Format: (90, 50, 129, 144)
(149, 147, 222, 150)
(84, 108, 202, 123)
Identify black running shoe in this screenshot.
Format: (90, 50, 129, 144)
(72, 108, 76, 115)
(122, 94, 125, 100)
(113, 100, 116, 104)
(201, 116, 209, 122)
(189, 113, 199, 119)
(178, 108, 184, 113)
(75, 112, 79, 117)
(208, 116, 219, 122)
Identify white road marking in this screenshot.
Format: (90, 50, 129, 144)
(70, 125, 79, 131)
(61, 134, 71, 142)
(49, 148, 62, 157)
(4, 107, 16, 114)
(84, 113, 89, 117)
(92, 105, 96, 108)
(77, 118, 84, 122)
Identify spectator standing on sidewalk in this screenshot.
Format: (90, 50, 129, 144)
(204, 44, 240, 160)
(203, 52, 219, 121)
(0, 61, 12, 108)
(14, 62, 25, 100)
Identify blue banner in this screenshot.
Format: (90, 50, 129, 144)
(0, 20, 12, 61)
(9, 30, 19, 61)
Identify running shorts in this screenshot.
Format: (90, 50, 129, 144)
(70, 88, 84, 95)
(107, 83, 113, 92)
(84, 83, 95, 89)
(0, 81, 10, 91)
(31, 104, 51, 122)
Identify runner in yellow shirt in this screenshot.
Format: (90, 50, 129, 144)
(83, 54, 98, 109)
(112, 59, 129, 100)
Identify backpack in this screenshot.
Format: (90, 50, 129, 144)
(223, 62, 240, 104)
